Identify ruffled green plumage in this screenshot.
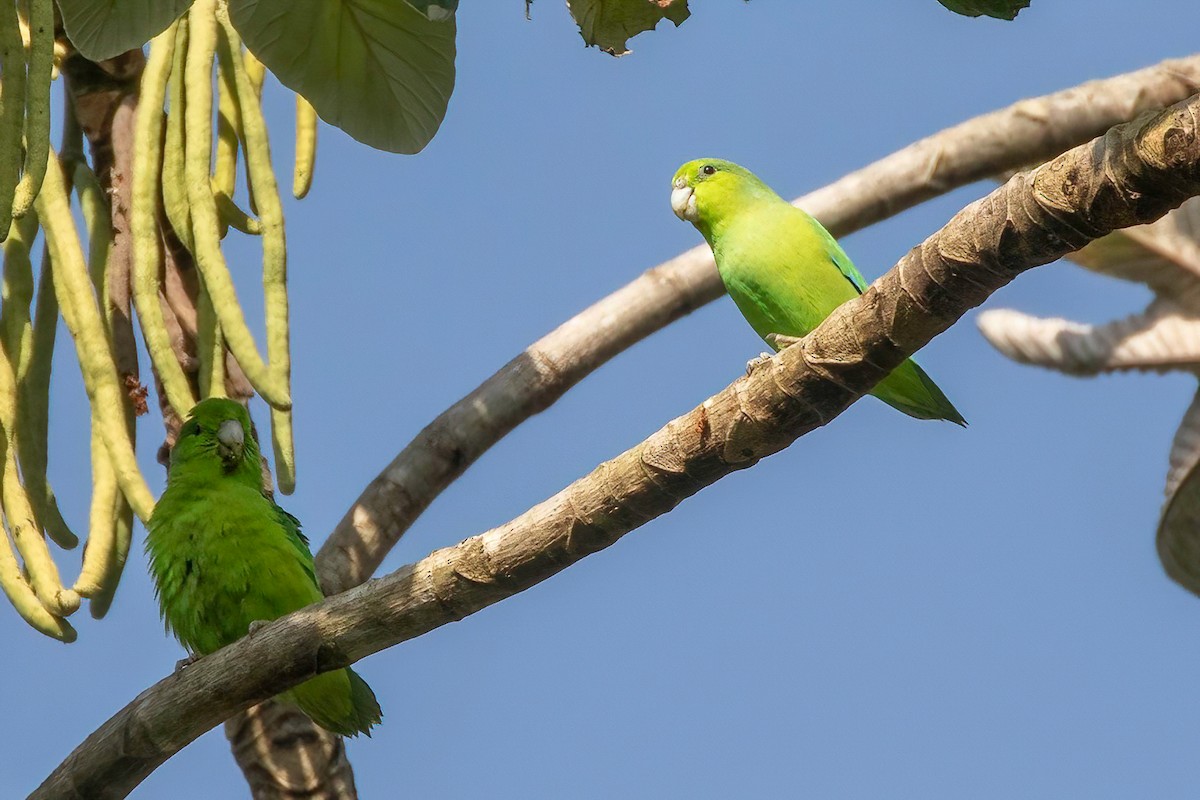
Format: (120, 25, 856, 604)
(672, 158, 965, 425)
(146, 398, 382, 736)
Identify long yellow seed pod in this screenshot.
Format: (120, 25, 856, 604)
(19, 252, 82, 551)
(214, 43, 241, 202)
(0, 535, 74, 641)
(87, 501, 130, 618)
(132, 25, 195, 417)
(34, 149, 155, 522)
(213, 187, 261, 235)
(217, 7, 295, 493)
(71, 159, 126, 602)
(185, 1, 290, 411)
(2, 213, 39, 376)
(74, 417, 119, 598)
(0, 1, 27, 242)
(244, 47, 266, 97)
(72, 163, 110, 286)
(89, 184, 137, 619)
(85, 489, 130, 618)
(4, 212, 78, 550)
(241, 46, 266, 217)
(10, 0, 52, 218)
(293, 96, 317, 200)
(196, 288, 225, 399)
(162, 17, 193, 254)
(0, 337, 78, 617)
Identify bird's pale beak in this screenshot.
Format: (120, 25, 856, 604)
(216, 419, 245, 466)
(671, 178, 697, 222)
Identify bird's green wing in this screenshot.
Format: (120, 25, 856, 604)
(273, 503, 319, 589)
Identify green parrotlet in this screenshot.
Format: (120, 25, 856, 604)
(671, 158, 965, 425)
(146, 398, 382, 737)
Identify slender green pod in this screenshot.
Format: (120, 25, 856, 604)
(0, 538, 74, 640)
(87, 491, 132, 619)
(17, 250, 83, 555)
(73, 420, 119, 598)
(69, 159, 129, 604)
(10, 0, 53, 218)
(196, 287, 225, 399)
(0, 338, 78, 617)
(88, 164, 138, 617)
(214, 43, 241, 202)
(242, 46, 266, 216)
(4, 213, 77, 550)
(132, 25, 195, 417)
(213, 188, 261, 234)
(293, 96, 317, 200)
(2, 213, 38, 374)
(244, 47, 266, 97)
(217, 6, 294, 492)
(162, 17, 194, 253)
(34, 149, 155, 522)
(0, 1, 27, 241)
(72, 162, 110, 287)
(186, 1, 290, 411)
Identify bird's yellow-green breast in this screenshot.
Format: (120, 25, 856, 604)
(671, 158, 965, 425)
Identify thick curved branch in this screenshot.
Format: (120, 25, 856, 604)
(316, 55, 1200, 595)
(977, 300, 1200, 374)
(35, 87, 1200, 800)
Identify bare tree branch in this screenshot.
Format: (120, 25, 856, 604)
(33, 82, 1200, 800)
(316, 55, 1200, 596)
(225, 701, 358, 800)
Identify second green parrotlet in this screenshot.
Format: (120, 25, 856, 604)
(146, 398, 382, 737)
(672, 158, 965, 425)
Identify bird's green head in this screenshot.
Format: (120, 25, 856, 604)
(671, 158, 780, 238)
(169, 398, 262, 485)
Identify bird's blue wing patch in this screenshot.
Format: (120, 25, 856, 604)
(816, 224, 870, 295)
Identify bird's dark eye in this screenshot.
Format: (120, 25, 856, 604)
(701, 164, 716, 176)
(178, 419, 201, 439)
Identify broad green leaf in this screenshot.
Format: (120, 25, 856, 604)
(567, 0, 691, 57)
(58, 0, 193, 61)
(937, 0, 1030, 20)
(228, 0, 456, 154)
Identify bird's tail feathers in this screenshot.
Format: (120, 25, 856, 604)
(284, 666, 383, 738)
(871, 358, 967, 426)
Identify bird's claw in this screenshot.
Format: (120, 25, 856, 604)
(746, 352, 774, 375)
(764, 333, 801, 350)
(247, 619, 270, 636)
(174, 653, 200, 677)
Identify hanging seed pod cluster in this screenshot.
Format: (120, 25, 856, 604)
(0, 0, 320, 640)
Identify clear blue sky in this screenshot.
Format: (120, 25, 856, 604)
(9, 2, 1200, 797)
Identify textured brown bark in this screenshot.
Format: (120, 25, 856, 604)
(225, 702, 357, 800)
(33, 86, 1200, 800)
(316, 54, 1200, 596)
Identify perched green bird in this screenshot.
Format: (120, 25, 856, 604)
(146, 398, 382, 737)
(671, 158, 965, 425)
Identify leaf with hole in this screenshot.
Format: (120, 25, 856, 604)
(567, 0, 690, 57)
(937, 0, 1030, 20)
